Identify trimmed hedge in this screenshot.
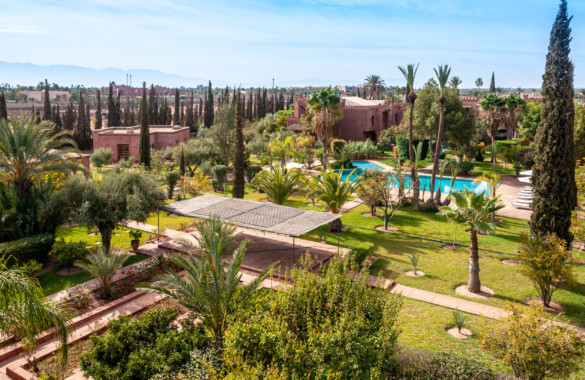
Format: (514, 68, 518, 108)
(396, 134, 429, 162)
(494, 140, 519, 154)
(0, 234, 55, 267)
(457, 161, 475, 176)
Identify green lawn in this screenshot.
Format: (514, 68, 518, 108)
(37, 254, 148, 296)
(299, 204, 585, 327)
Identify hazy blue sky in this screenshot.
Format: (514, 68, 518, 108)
(1, 0, 583, 88)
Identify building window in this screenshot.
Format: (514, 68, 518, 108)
(117, 144, 129, 160)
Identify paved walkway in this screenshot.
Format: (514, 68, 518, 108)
(340, 198, 363, 213)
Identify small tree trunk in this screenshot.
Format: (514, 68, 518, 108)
(468, 230, 481, 293)
(101, 228, 113, 253)
(322, 144, 328, 170)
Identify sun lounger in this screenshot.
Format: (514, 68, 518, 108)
(513, 202, 532, 209)
(518, 191, 534, 195)
(514, 200, 533, 206)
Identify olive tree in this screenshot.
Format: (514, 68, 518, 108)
(61, 171, 166, 252)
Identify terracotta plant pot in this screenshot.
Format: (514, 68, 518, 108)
(131, 239, 140, 250)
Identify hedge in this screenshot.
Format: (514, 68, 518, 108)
(396, 134, 429, 162)
(0, 234, 55, 267)
(494, 140, 518, 154)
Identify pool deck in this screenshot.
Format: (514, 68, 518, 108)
(365, 159, 531, 221)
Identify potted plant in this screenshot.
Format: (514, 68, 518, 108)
(129, 230, 143, 250)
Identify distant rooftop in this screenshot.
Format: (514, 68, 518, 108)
(342, 96, 385, 107)
(95, 125, 189, 134)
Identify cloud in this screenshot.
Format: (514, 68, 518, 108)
(0, 27, 44, 34)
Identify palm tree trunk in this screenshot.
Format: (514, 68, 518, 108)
(408, 97, 419, 205)
(468, 230, 481, 293)
(429, 101, 445, 202)
(101, 228, 112, 253)
(322, 144, 328, 170)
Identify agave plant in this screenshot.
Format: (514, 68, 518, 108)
(251, 164, 303, 205)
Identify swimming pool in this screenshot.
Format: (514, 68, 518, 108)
(339, 161, 491, 195)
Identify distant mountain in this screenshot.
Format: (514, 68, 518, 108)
(0, 61, 216, 88)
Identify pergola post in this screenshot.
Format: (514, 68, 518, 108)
(157, 209, 160, 247)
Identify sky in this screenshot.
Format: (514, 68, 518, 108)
(1, 0, 584, 88)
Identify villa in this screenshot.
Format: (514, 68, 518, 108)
(92, 125, 189, 162)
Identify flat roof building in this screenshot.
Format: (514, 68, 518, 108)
(93, 125, 189, 163)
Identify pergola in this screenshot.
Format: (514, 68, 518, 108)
(159, 194, 341, 262)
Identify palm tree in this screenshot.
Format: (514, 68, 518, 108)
(311, 169, 358, 214)
(251, 164, 303, 205)
(76, 247, 129, 299)
(364, 75, 386, 100)
(449, 76, 463, 91)
(141, 217, 270, 345)
(429, 64, 452, 204)
(0, 116, 82, 197)
(439, 190, 504, 293)
(398, 63, 420, 206)
(478, 94, 506, 173)
(0, 259, 71, 369)
(307, 87, 342, 170)
(475, 78, 483, 90)
(181, 216, 238, 259)
(474, 172, 501, 222)
(268, 133, 295, 167)
(504, 93, 527, 139)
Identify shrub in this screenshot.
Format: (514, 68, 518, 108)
(80, 308, 211, 380)
(518, 147, 535, 169)
(395, 346, 499, 380)
(0, 234, 55, 267)
(184, 172, 212, 196)
(452, 310, 467, 333)
(396, 134, 429, 162)
(118, 156, 135, 169)
(378, 127, 396, 148)
(165, 171, 181, 199)
(198, 161, 213, 177)
(330, 139, 346, 160)
(209, 178, 219, 192)
(330, 156, 355, 170)
(129, 230, 143, 240)
(212, 165, 228, 191)
(90, 148, 113, 170)
(223, 257, 402, 378)
(245, 165, 262, 183)
(482, 304, 585, 380)
(457, 161, 475, 176)
(344, 139, 378, 159)
(52, 239, 90, 270)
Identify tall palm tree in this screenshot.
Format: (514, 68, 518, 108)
(439, 189, 504, 293)
(0, 259, 71, 368)
(307, 87, 342, 170)
(475, 78, 483, 90)
(251, 164, 303, 205)
(429, 64, 452, 204)
(76, 247, 129, 299)
(478, 94, 507, 173)
(449, 76, 463, 91)
(364, 75, 386, 100)
(0, 116, 82, 197)
(504, 93, 527, 139)
(398, 63, 420, 205)
(141, 217, 270, 345)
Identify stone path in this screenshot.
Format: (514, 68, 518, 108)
(340, 198, 363, 213)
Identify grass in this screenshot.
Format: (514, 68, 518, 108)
(37, 254, 148, 296)
(396, 298, 510, 375)
(299, 203, 585, 327)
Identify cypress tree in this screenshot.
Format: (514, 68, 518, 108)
(43, 79, 51, 121)
(139, 82, 150, 168)
(530, 0, 576, 245)
(179, 146, 186, 176)
(114, 93, 122, 126)
(52, 105, 62, 134)
(63, 101, 76, 131)
(489, 72, 496, 93)
(204, 81, 214, 128)
(149, 85, 157, 124)
(74, 91, 88, 149)
(173, 89, 180, 125)
(95, 89, 102, 129)
(185, 91, 194, 131)
(0, 92, 7, 120)
(180, 103, 185, 125)
(232, 89, 245, 199)
(123, 97, 131, 126)
(199, 97, 203, 118)
(246, 93, 253, 121)
(107, 82, 115, 127)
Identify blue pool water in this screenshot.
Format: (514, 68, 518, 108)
(339, 161, 491, 195)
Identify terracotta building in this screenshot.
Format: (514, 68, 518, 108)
(20, 90, 69, 103)
(287, 95, 407, 142)
(93, 125, 190, 162)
